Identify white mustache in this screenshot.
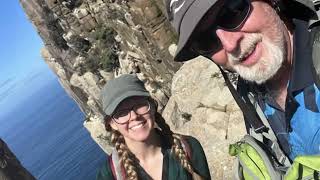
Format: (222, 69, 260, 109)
(227, 33, 263, 64)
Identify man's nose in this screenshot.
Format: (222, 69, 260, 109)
(216, 29, 244, 53)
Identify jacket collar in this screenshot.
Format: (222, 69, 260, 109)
(288, 19, 315, 93)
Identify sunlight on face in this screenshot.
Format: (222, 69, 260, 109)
(229, 33, 285, 84)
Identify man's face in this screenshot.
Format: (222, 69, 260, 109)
(192, 0, 289, 84)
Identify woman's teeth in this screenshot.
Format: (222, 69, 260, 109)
(130, 122, 144, 130)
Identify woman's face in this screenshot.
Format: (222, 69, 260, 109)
(109, 96, 156, 143)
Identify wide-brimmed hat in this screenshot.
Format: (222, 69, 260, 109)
(101, 74, 150, 115)
(166, 0, 218, 62)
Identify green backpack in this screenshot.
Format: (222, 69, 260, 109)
(229, 135, 320, 180)
(227, 90, 320, 180)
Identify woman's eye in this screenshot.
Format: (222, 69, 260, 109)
(114, 110, 129, 118)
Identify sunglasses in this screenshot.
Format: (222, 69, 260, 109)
(190, 0, 251, 57)
(111, 99, 151, 125)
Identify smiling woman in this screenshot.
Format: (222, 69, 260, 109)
(97, 74, 211, 180)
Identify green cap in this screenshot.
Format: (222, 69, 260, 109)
(101, 74, 150, 115)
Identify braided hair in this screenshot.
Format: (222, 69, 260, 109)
(154, 112, 203, 180)
(105, 123, 139, 180)
(104, 99, 204, 180)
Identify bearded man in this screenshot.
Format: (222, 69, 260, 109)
(165, 0, 320, 163)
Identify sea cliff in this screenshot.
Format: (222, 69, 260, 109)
(19, 0, 246, 178)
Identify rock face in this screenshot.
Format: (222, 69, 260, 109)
(0, 139, 36, 180)
(162, 57, 246, 179)
(20, 0, 179, 117)
(19, 0, 246, 178)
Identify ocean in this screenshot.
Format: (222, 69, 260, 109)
(0, 77, 106, 180)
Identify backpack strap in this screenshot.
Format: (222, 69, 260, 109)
(108, 155, 117, 179)
(247, 92, 292, 168)
(218, 66, 268, 133)
(218, 67, 291, 168)
(179, 135, 192, 160)
(109, 149, 126, 180)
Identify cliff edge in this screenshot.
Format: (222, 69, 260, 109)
(19, 0, 246, 178)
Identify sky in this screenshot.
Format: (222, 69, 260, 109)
(0, 1, 57, 115)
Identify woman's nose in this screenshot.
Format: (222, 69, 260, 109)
(128, 110, 138, 121)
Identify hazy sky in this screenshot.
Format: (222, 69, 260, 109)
(0, 1, 56, 115)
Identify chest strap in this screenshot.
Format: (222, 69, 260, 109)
(218, 66, 291, 168)
(110, 149, 126, 180)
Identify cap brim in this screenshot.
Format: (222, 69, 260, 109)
(174, 0, 218, 62)
(104, 91, 150, 115)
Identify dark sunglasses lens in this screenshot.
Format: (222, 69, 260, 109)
(218, 0, 250, 29)
(192, 33, 221, 55)
(190, 0, 249, 55)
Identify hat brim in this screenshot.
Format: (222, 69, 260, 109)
(174, 0, 218, 62)
(104, 91, 150, 115)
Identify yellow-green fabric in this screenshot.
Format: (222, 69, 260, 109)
(96, 135, 211, 180)
(230, 138, 320, 180)
(229, 142, 272, 180)
(284, 155, 320, 180)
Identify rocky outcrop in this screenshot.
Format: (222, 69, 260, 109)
(20, 0, 180, 117)
(19, 0, 246, 178)
(162, 57, 246, 179)
(0, 139, 36, 180)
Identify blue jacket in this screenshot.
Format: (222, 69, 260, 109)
(240, 19, 320, 160)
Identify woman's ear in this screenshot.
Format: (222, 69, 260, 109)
(109, 120, 119, 131)
(105, 116, 118, 131)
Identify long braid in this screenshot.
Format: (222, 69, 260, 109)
(104, 99, 204, 180)
(105, 123, 139, 180)
(154, 112, 203, 180)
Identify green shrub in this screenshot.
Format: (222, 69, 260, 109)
(84, 26, 119, 73)
(101, 49, 119, 72)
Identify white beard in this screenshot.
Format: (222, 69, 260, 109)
(228, 33, 285, 84)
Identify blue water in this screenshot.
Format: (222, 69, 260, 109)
(0, 78, 106, 180)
